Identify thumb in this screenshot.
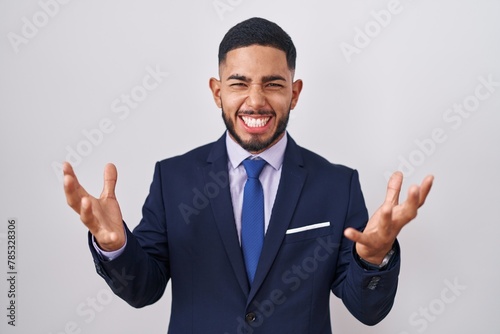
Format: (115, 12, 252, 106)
(101, 163, 118, 199)
(344, 227, 363, 243)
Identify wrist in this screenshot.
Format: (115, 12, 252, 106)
(94, 230, 126, 252)
(353, 241, 399, 270)
(358, 248, 395, 269)
(359, 253, 388, 266)
(355, 241, 394, 264)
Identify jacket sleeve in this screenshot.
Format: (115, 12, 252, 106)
(331, 170, 401, 326)
(88, 162, 170, 308)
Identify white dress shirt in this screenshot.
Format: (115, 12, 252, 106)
(225, 132, 286, 242)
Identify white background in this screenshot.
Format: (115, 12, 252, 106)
(1, 0, 499, 333)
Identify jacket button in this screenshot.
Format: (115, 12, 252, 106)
(367, 276, 381, 290)
(245, 312, 256, 322)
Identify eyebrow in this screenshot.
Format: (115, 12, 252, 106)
(226, 74, 287, 83)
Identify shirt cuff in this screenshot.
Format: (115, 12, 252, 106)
(92, 234, 127, 262)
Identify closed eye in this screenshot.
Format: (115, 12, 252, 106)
(265, 82, 285, 90)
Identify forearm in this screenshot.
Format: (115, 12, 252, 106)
(337, 241, 401, 326)
(88, 225, 170, 308)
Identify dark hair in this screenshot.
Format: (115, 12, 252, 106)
(218, 17, 297, 70)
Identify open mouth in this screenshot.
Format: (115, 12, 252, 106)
(241, 116, 271, 128)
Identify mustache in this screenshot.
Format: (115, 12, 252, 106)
(237, 110, 275, 116)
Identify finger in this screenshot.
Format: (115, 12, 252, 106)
(101, 163, 118, 199)
(397, 185, 420, 225)
(418, 174, 434, 207)
(344, 227, 382, 250)
(63, 162, 89, 211)
(80, 196, 99, 233)
(62, 161, 75, 178)
(379, 203, 395, 232)
(344, 227, 365, 244)
(385, 171, 403, 205)
(346, 205, 390, 243)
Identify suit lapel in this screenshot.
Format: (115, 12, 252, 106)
(204, 135, 250, 296)
(248, 135, 307, 304)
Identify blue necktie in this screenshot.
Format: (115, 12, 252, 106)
(241, 159, 266, 284)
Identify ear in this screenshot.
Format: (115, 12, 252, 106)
(290, 79, 303, 110)
(209, 77, 222, 108)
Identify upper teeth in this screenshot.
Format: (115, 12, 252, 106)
(242, 116, 270, 128)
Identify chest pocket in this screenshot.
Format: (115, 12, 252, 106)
(283, 222, 332, 243)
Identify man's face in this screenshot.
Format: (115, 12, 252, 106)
(210, 45, 303, 153)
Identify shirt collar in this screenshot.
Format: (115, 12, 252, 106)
(226, 131, 287, 171)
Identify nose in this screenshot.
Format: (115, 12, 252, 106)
(245, 84, 267, 110)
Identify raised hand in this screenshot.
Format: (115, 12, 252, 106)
(344, 172, 434, 265)
(63, 162, 126, 251)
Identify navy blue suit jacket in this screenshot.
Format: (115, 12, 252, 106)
(90, 134, 400, 333)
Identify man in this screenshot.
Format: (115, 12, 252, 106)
(63, 17, 433, 333)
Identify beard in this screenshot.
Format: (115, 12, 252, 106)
(221, 104, 291, 153)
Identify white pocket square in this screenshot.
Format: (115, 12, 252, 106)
(286, 222, 330, 235)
